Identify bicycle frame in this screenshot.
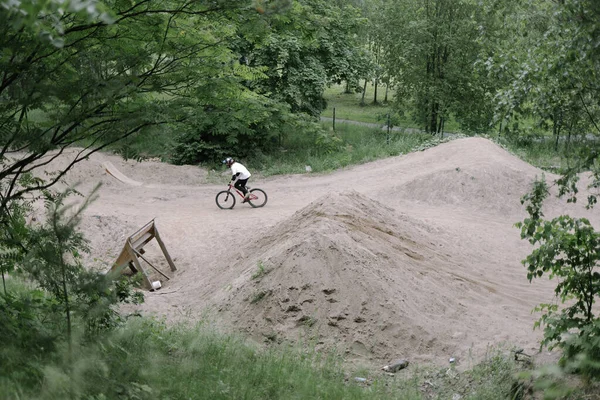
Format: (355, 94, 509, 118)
(228, 184, 259, 200)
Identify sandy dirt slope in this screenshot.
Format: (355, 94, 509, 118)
(31, 138, 599, 368)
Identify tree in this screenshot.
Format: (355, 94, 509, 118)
(511, 2, 600, 381)
(382, 0, 483, 134)
(362, 0, 389, 105)
(240, 0, 366, 116)
(489, 0, 593, 145)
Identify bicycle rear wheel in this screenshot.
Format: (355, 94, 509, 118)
(248, 188, 267, 208)
(216, 190, 236, 209)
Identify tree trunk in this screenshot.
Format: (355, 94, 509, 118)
(373, 77, 379, 104)
(430, 102, 438, 135)
(553, 109, 563, 152)
(384, 82, 389, 103)
(360, 79, 367, 106)
(566, 119, 573, 153)
(61, 261, 72, 353)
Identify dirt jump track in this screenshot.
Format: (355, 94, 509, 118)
(35, 138, 600, 369)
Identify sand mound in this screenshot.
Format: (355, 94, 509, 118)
(397, 166, 534, 215)
(78, 214, 139, 270)
(13, 148, 207, 189)
(209, 190, 545, 364)
(381, 138, 546, 216)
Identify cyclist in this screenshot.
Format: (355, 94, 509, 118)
(223, 157, 252, 203)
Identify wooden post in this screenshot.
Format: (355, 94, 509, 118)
(127, 240, 152, 289)
(333, 107, 336, 131)
(387, 113, 391, 145)
(154, 226, 177, 272)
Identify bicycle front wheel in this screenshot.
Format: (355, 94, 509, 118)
(248, 188, 268, 208)
(216, 190, 236, 209)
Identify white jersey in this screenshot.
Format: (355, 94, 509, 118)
(231, 162, 251, 180)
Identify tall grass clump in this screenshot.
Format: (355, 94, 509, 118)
(3, 307, 587, 400)
(1, 316, 424, 400)
(247, 123, 429, 177)
(385, 349, 524, 400)
(497, 135, 590, 172)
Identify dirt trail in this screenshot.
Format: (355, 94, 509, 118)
(37, 138, 599, 368)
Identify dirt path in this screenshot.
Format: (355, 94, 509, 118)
(42, 138, 598, 368)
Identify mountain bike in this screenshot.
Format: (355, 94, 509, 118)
(215, 184, 268, 209)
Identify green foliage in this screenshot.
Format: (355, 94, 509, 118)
(0, 318, 375, 399)
(0, 288, 64, 387)
(382, 0, 490, 134)
(240, 0, 367, 116)
(494, 0, 600, 169)
(0, 0, 302, 204)
(1, 0, 114, 48)
(315, 131, 344, 154)
(495, 136, 581, 173)
(0, 187, 144, 396)
(16, 188, 142, 338)
(517, 177, 600, 380)
(0, 315, 537, 400)
(411, 134, 468, 153)
(251, 260, 268, 280)
(170, 98, 321, 165)
(244, 123, 428, 176)
(416, 350, 521, 400)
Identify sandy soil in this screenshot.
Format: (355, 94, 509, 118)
(29, 138, 600, 369)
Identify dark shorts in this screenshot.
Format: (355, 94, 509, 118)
(235, 178, 249, 195)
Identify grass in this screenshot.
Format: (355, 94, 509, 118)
(250, 289, 271, 304)
(322, 84, 393, 124)
(251, 260, 268, 280)
(322, 83, 462, 132)
(483, 133, 595, 175)
(0, 315, 533, 400)
(246, 122, 430, 177)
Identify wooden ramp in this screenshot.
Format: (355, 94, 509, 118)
(111, 220, 176, 289)
(103, 161, 143, 186)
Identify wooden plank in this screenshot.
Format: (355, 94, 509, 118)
(127, 241, 152, 289)
(154, 228, 177, 271)
(111, 245, 133, 273)
(133, 249, 171, 280)
(129, 220, 155, 244)
(103, 161, 143, 186)
(131, 232, 153, 250)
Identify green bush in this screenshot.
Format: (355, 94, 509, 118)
(170, 100, 323, 165)
(0, 289, 63, 388)
(517, 177, 600, 385)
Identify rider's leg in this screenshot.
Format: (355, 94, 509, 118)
(235, 179, 249, 199)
